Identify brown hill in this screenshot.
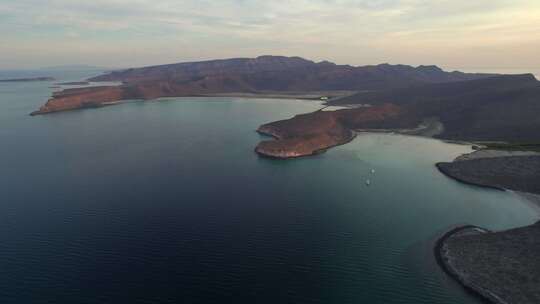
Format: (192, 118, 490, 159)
(255, 104, 409, 158)
(32, 56, 494, 115)
(89, 56, 493, 91)
(331, 74, 540, 142)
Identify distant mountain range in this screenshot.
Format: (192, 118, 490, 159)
(88, 55, 493, 91)
(32, 55, 498, 115)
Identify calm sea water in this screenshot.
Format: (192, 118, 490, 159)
(0, 71, 538, 303)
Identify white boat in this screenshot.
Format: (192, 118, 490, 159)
(366, 179, 371, 186)
(371, 169, 375, 174)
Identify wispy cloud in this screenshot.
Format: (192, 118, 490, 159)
(0, 0, 539, 69)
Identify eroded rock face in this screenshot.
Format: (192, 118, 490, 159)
(255, 104, 407, 159)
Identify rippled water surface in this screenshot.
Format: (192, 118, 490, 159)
(0, 72, 538, 303)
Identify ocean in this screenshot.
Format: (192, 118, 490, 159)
(0, 70, 537, 303)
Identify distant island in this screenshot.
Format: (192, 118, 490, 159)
(1, 77, 55, 82)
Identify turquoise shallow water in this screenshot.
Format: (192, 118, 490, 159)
(0, 72, 538, 303)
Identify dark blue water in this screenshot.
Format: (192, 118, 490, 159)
(0, 72, 538, 303)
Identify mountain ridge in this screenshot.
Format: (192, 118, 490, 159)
(88, 55, 494, 89)
(33, 55, 497, 115)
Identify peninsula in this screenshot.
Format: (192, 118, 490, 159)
(255, 73, 540, 158)
(436, 222, 540, 304)
(436, 152, 540, 194)
(255, 103, 409, 158)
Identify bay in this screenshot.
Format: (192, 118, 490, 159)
(0, 72, 537, 303)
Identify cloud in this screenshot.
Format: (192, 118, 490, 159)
(0, 0, 539, 69)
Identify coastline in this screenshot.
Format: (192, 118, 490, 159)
(435, 163, 506, 192)
(512, 191, 540, 212)
(434, 225, 507, 304)
(435, 153, 540, 195)
(435, 222, 540, 304)
(192, 91, 356, 100)
(29, 94, 326, 116)
(433, 148, 540, 304)
(434, 225, 496, 303)
(30, 88, 354, 116)
(255, 127, 357, 159)
(253, 103, 404, 159)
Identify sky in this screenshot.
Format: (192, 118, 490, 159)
(1, 0, 539, 70)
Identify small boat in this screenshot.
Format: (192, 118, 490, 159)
(365, 179, 371, 186)
(370, 169, 375, 174)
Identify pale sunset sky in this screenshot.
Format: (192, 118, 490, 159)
(1, 0, 539, 71)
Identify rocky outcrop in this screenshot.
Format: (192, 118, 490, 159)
(255, 104, 408, 159)
(255, 111, 356, 158)
(436, 155, 540, 194)
(437, 222, 540, 304)
(31, 86, 125, 115)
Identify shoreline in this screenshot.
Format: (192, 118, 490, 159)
(30, 89, 354, 116)
(435, 162, 506, 192)
(434, 149, 540, 304)
(437, 165, 540, 209)
(255, 128, 357, 159)
(435, 221, 540, 304)
(512, 191, 540, 213)
(29, 94, 325, 116)
(434, 225, 494, 304)
(435, 153, 540, 195)
(434, 225, 504, 304)
(434, 147, 540, 304)
(253, 103, 402, 159)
